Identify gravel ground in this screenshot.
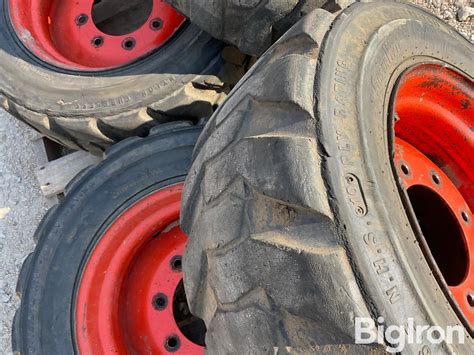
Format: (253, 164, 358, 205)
(0, 112, 56, 354)
(412, 0, 473, 41)
(0, 1, 472, 354)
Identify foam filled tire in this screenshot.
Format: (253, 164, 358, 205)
(13, 122, 207, 354)
(181, 3, 473, 353)
(0, 0, 238, 154)
(166, 0, 354, 56)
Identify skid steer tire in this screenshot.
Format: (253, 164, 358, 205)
(166, 0, 354, 56)
(13, 122, 205, 354)
(181, 3, 473, 354)
(0, 0, 241, 154)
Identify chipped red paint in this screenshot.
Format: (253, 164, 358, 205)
(395, 64, 474, 209)
(8, 0, 185, 70)
(395, 64, 474, 327)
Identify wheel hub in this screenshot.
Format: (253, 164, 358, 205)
(394, 64, 473, 327)
(395, 138, 473, 319)
(8, 0, 186, 70)
(76, 185, 205, 354)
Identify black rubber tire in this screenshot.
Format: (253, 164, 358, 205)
(166, 0, 354, 56)
(0, 1, 240, 154)
(181, 3, 474, 354)
(12, 122, 202, 354)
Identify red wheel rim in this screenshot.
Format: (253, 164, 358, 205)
(76, 184, 205, 354)
(394, 64, 473, 326)
(8, 0, 185, 70)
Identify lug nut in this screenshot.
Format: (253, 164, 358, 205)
(431, 173, 441, 185)
(462, 211, 470, 224)
(170, 256, 182, 272)
(467, 293, 474, 307)
(122, 38, 136, 50)
(150, 18, 163, 31)
(152, 293, 168, 310)
(165, 335, 181, 352)
(75, 14, 89, 26)
(400, 163, 410, 176)
(91, 36, 104, 48)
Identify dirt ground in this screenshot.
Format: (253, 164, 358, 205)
(0, 1, 472, 354)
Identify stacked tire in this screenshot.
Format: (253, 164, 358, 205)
(12, 1, 473, 354)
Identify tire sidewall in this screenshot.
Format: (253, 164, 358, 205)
(317, 2, 473, 353)
(0, 0, 223, 117)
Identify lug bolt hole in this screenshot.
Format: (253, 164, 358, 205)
(431, 173, 441, 185)
(165, 335, 181, 352)
(400, 163, 410, 176)
(150, 18, 163, 30)
(170, 256, 182, 272)
(91, 36, 104, 48)
(467, 293, 474, 308)
(462, 211, 470, 224)
(75, 14, 89, 26)
(122, 38, 136, 50)
(152, 293, 168, 310)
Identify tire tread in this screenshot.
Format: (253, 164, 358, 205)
(181, 9, 380, 353)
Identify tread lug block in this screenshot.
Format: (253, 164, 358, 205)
(166, 0, 342, 55)
(8, 102, 82, 150)
(99, 109, 156, 141)
(53, 117, 114, 150)
(149, 121, 194, 136)
(15, 253, 34, 298)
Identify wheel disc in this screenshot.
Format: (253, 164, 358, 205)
(8, 0, 185, 70)
(75, 184, 205, 354)
(394, 64, 473, 327)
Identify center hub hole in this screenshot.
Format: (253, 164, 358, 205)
(173, 280, 206, 346)
(92, 0, 153, 36)
(408, 185, 469, 286)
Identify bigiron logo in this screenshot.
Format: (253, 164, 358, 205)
(355, 317, 465, 353)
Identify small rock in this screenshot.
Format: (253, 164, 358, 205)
(443, 10, 454, 19)
(0, 293, 11, 304)
(432, 0, 443, 9)
(0, 208, 10, 219)
(457, 5, 474, 21)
